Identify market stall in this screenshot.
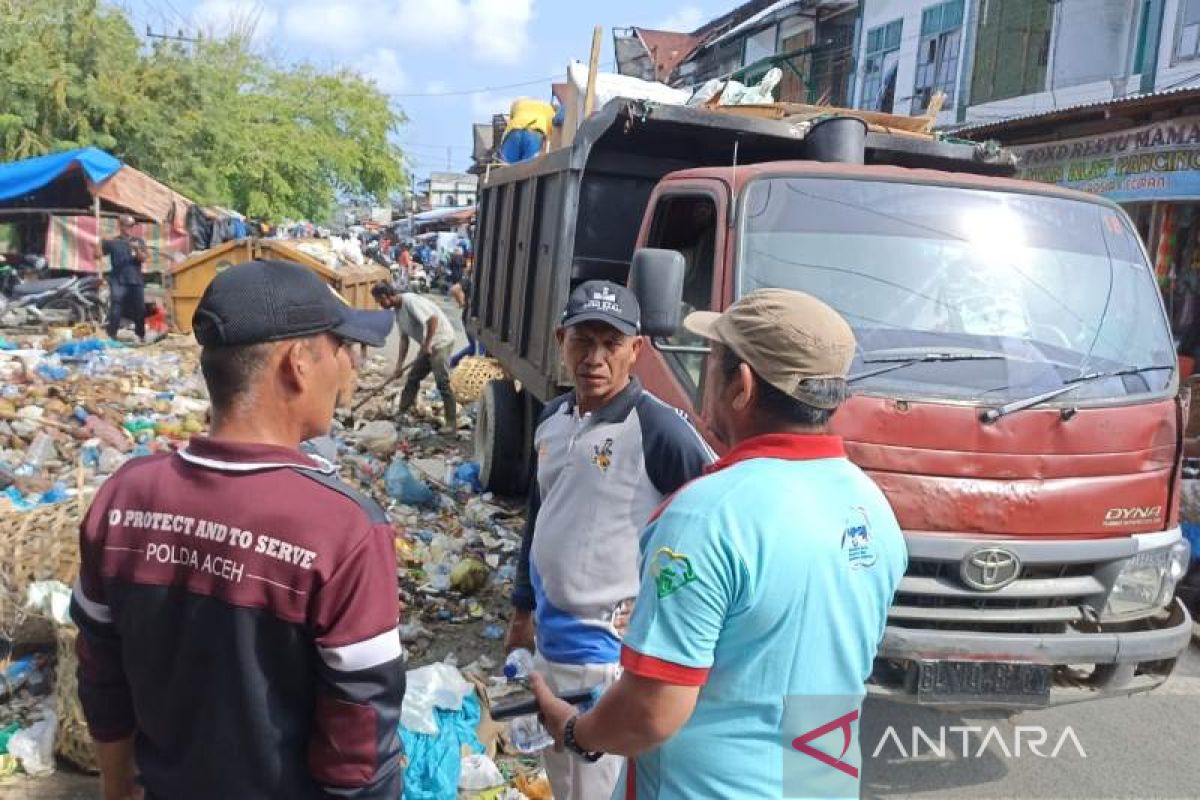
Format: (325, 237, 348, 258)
(0, 148, 193, 275)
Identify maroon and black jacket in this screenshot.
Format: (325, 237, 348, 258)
(69, 437, 405, 799)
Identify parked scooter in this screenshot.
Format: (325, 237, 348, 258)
(0, 255, 104, 327)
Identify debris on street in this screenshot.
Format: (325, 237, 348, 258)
(0, 324, 555, 797)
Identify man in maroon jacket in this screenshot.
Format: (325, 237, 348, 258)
(70, 260, 404, 800)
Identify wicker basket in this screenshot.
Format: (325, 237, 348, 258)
(54, 625, 98, 773)
(449, 357, 508, 405)
(0, 495, 87, 645)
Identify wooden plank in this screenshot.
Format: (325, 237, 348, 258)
(583, 26, 602, 118)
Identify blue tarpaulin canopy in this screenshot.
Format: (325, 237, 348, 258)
(0, 147, 122, 202)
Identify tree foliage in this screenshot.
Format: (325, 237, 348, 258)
(0, 0, 406, 220)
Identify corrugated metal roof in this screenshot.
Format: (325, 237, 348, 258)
(954, 84, 1200, 137)
(706, 0, 804, 49)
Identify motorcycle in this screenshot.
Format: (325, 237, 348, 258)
(0, 255, 105, 327)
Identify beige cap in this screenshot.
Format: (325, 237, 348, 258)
(684, 288, 856, 409)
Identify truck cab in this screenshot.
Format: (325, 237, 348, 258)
(470, 99, 1193, 707)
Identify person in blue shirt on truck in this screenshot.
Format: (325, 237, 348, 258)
(505, 279, 714, 800)
(529, 288, 907, 799)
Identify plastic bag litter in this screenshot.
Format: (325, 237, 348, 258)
(688, 67, 783, 106)
(385, 458, 435, 507)
(401, 689, 484, 800)
(401, 662, 474, 736)
(8, 707, 56, 776)
(355, 420, 398, 456)
(459, 754, 505, 791)
(25, 580, 71, 625)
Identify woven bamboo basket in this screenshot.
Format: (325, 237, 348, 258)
(0, 494, 87, 645)
(449, 357, 508, 405)
(54, 625, 98, 772)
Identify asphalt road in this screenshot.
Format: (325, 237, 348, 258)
(859, 635, 1200, 799)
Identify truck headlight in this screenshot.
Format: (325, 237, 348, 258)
(1104, 542, 1190, 619)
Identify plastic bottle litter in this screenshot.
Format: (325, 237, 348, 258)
(503, 648, 536, 680)
(24, 433, 56, 468)
(510, 714, 555, 754)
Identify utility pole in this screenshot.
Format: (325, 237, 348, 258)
(145, 26, 201, 45)
(446, 147, 452, 171)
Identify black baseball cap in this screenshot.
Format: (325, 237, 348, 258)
(192, 259, 395, 348)
(560, 280, 641, 336)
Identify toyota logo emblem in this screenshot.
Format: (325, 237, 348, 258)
(960, 546, 1022, 591)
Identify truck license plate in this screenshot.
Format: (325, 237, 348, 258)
(916, 660, 1051, 706)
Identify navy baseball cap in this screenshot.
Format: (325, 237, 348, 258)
(192, 259, 395, 348)
(560, 280, 641, 336)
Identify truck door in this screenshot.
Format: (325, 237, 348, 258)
(634, 182, 728, 447)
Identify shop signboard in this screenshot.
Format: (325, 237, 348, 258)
(1011, 116, 1200, 203)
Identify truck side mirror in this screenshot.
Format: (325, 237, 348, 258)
(630, 248, 686, 338)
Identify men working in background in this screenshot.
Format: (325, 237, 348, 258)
(530, 289, 907, 799)
(371, 282, 458, 432)
(71, 260, 404, 800)
(94, 214, 148, 342)
(506, 280, 714, 800)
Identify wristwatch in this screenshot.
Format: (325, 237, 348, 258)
(564, 715, 603, 762)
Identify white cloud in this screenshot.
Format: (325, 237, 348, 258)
(282, 0, 534, 65)
(425, 80, 449, 94)
(468, 0, 533, 65)
(282, 0, 383, 53)
(654, 4, 706, 33)
(470, 91, 511, 119)
(355, 48, 407, 94)
(194, 0, 279, 41)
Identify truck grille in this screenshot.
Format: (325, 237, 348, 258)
(889, 557, 1109, 633)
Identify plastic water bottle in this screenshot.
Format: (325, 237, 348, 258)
(503, 648, 536, 680)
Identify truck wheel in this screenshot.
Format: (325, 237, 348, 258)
(476, 380, 529, 496)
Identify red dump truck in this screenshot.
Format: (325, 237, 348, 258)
(468, 99, 1192, 707)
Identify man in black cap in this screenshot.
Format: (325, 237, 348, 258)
(95, 214, 149, 341)
(71, 260, 405, 800)
(504, 279, 714, 800)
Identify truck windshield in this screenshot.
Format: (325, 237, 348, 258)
(738, 177, 1175, 403)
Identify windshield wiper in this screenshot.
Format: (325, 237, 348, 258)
(849, 351, 1005, 383)
(980, 365, 1175, 423)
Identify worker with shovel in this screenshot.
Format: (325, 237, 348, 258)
(371, 281, 457, 432)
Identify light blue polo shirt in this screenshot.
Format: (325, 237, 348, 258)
(617, 434, 907, 800)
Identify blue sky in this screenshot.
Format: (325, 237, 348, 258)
(121, 0, 728, 183)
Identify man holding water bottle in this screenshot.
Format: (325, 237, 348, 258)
(505, 280, 713, 800)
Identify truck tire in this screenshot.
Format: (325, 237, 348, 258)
(476, 380, 529, 496)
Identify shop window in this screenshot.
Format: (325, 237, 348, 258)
(912, 0, 964, 114)
(862, 19, 902, 111)
(1178, 0, 1200, 60)
(645, 195, 718, 399)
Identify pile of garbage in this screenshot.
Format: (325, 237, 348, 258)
(0, 329, 207, 512)
(0, 330, 557, 797)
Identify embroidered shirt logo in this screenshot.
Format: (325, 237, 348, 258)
(651, 547, 696, 598)
(842, 508, 877, 569)
(592, 438, 614, 473)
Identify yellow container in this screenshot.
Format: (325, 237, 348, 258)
(166, 239, 391, 333)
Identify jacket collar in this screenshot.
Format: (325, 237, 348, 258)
(705, 433, 845, 475)
(564, 377, 643, 424)
(177, 436, 334, 474)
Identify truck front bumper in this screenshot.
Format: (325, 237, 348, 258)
(870, 528, 1194, 707)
